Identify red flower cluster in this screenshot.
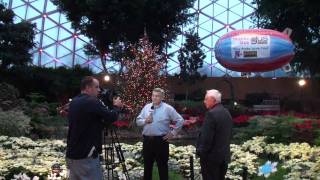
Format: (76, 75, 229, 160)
(293, 119, 320, 130)
(233, 115, 252, 124)
(112, 120, 130, 128)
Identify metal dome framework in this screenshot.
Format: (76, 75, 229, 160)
(3, 0, 277, 77)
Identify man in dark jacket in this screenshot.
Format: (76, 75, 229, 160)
(66, 76, 123, 180)
(196, 89, 233, 180)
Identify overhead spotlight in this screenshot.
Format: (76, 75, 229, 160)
(104, 75, 111, 82)
(298, 79, 306, 87)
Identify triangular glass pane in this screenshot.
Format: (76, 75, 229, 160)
(201, 36, 212, 49)
(200, 19, 215, 32)
(232, 21, 245, 30)
(213, 3, 227, 17)
(46, 0, 58, 12)
(12, 0, 25, 8)
(43, 45, 56, 56)
(48, 12, 60, 23)
(44, 27, 59, 40)
(60, 14, 69, 24)
(42, 34, 56, 47)
(229, 0, 241, 9)
(58, 28, 72, 40)
(243, 3, 255, 15)
(59, 54, 73, 67)
(62, 22, 73, 32)
(32, 52, 39, 65)
(216, 0, 229, 9)
(199, 0, 213, 10)
(228, 11, 243, 25)
(75, 39, 86, 51)
(74, 55, 87, 65)
(215, 12, 228, 25)
(201, 5, 214, 17)
(57, 46, 72, 58)
(230, 3, 244, 17)
(212, 66, 226, 77)
(26, 5, 41, 19)
(198, 14, 212, 26)
(13, 5, 27, 19)
(75, 49, 87, 59)
(198, 26, 211, 38)
(61, 38, 74, 50)
(41, 52, 53, 65)
(44, 18, 57, 30)
(30, 0, 45, 11)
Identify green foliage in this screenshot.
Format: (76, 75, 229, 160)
(232, 116, 304, 144)
(53, 0, 196, 71)
(252, 0, 320, 76)
(314, 129, 320, 146)
(0, 82, 24, 110)
(152, 164, 183, 180)
(178, 31, 206, 82)
(30, 115, 67, 139)
(0, 109, 31, 137)
(0, 65, 93, 101)
(0, 3, 35, 70)
(21, 97, 67, 139)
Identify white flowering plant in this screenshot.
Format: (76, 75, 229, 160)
(1, 135, 319, 179)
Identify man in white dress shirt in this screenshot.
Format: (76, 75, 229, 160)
(136, 88, 184, 180)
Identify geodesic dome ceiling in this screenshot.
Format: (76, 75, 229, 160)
(3, 0, 290, 77)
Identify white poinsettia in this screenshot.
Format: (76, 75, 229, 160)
(1, 135, 320, 179)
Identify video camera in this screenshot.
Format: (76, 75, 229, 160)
(99, 88, 120, 109)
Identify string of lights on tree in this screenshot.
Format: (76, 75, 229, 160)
(120, 36, 167, 121)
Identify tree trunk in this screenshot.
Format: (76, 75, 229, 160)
(100, 53, 108, 73)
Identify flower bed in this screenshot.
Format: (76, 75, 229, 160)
(1, 136, 319, 179)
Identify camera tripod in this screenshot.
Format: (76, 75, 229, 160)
(102, 126, 130, 180)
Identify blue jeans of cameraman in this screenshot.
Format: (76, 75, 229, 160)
(67, 156, 103, 180)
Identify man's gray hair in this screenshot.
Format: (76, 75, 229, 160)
(206, 89, 222, 103)
(153, 88, 165, 96)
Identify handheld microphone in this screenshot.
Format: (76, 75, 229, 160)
(147, 105, 154, 122)
(149, 105, 154, 115)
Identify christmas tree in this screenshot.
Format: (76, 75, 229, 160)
(120, 36, 167, 122)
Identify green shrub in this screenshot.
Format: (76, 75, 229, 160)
(30, 115, 67, 139)
(232, 115, 305, 144)
(0, 109, 31, 136)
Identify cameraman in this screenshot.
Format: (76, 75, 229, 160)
(66, 76, 123, 180)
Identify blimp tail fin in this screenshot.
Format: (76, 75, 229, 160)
(282, 28, 293, 37)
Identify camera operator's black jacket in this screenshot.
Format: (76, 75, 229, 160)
(66, 93, 118, 159)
